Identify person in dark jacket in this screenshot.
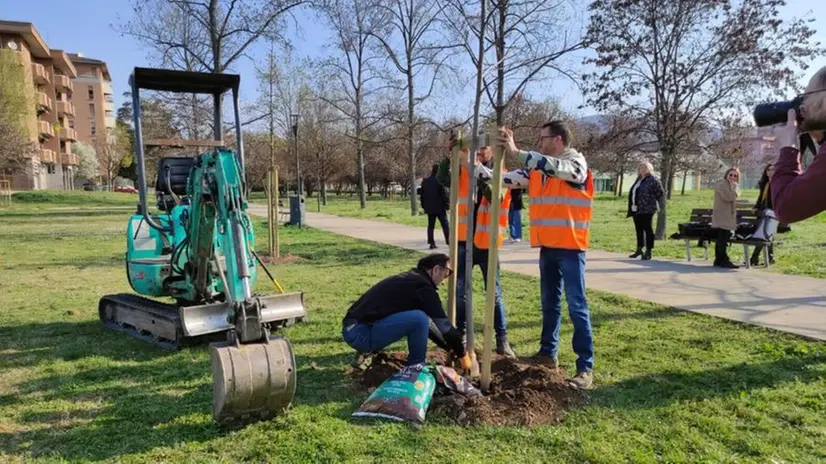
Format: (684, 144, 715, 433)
(751, 163, 775, 266)
(627, 161, 665, 260)
(420, 164, 450, 249)
(508, 188, 524, 242)
(342, 253, 466, 367)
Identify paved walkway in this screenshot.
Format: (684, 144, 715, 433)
(248, 206, 826, 341)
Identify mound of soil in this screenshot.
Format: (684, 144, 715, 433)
(348, 351, 587, 427)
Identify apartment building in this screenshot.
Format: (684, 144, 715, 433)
(0, 20, 80, 190)
(69, 53, 116, 153)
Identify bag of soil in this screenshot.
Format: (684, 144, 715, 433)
(352, 364, 436, 424)
(433, 365, 481, 397)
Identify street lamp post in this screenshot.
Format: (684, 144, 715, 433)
(291, 113, 301, 228)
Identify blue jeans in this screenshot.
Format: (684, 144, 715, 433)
(456, 244, 507, 338)
(342, 310, 429, 365)
(508, 208, 522, 240)
(539, 247, 594, 372)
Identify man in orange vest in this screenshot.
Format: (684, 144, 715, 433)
(492, 120, 595, 390)
(437, 139, 516, 358)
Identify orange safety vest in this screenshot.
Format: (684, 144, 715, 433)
(456, 165, 511, 249)
(528, 170, 595, 251)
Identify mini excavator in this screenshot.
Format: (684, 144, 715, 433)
(98, 67, 307, 425)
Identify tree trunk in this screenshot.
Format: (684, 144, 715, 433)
(407, 53, 417, 216)
(495, 3, 506, 126)
(655, 154, 674, 240)
(681, 170, 688, 195)
(617, 170, 624, 196)
(321, 182, 328, 205)
(356, 52, 366, 208)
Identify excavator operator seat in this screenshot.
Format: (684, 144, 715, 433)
(156, 156, 196, 212)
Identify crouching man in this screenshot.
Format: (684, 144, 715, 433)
(342, 253, 466, 367)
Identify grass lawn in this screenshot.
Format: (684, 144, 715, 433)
(0, 193, 824, 462)
(290, 190, 826, 279)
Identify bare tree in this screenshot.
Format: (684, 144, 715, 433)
(485, 0, 585, 125)
(583, 0, 823, 238)
(368, 0, 455, 215)
(316, 0, 391, 208)
(120, 0, 307, 133)
(253, 43, 311, 195)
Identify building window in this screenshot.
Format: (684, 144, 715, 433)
(89, 103, 95, 114)
(69, 119, 75, 129)
(47, 164, 56, 174)
(88, 86, 94, 100)
(90, 122, 96, 136)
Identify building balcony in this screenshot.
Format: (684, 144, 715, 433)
(57, 101, 75, 116)
(38, 120, 55, 138)
(32, 63, 49, 85)
(60, 127, 78, 141)
(39, 148, 57, 164)
(36, 92, 52, 113)
(104, 93, 114, 103)
(55, 74, 73, 92)
(60, 153, 80, 166)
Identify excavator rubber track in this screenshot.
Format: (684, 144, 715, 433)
(98, 293, 225, 350)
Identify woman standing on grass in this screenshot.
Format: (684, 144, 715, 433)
(627, 161, 664, 260)
(712, 167, 741, 269)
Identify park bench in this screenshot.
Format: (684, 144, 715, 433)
(671, 208, 717, 261)
(730, 210, 783, 269)
(672, 207, 786, 267)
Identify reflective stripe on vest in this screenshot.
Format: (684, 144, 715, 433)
(531, 196, 593, 207)
(473, 189, 511, 250)
(528, 170, 594, 251)
(530, 218, 590, 229)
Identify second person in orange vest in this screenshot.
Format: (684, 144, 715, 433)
(437, 139, 516, 358)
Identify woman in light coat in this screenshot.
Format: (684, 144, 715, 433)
(712, 167, 741, 269)
(627, 161, 665, 260)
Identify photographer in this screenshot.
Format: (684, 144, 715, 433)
(769, 67, 826, 223)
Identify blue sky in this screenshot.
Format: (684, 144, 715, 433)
(4, 0, 824, 124)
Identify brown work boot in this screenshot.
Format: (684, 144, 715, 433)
(529, 352, 558, 369)
(569, 371, 593, 390)
(350, 352, 373, 371)
(495, 336, 517, 359)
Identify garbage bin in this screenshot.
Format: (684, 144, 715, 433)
(289, 195, 305, 226)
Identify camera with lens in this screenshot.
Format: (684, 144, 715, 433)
(753, 95, 805, 127)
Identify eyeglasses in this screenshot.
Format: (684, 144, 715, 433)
(442, 265, 454, 277)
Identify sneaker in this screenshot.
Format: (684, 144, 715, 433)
(429, 243, 437, 250)
(569, 371, 593, 390)
(350, 352, 373, 370)
(514, 238, 521, 242)
(529, 352, 558, 368)
(495, 337, 517, 358)
(629, 249, 643, 258)
(642, 249, 652, 261)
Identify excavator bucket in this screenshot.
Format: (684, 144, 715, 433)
(210, 335, 297, 424)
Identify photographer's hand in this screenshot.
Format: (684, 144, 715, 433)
(777, 108, 799, 150)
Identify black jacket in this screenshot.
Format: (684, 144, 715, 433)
(627, 175, 664, 217)
(755, 178, 772, 211)
(420, 175, 449, 215)
(343, 268, 464, 355)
